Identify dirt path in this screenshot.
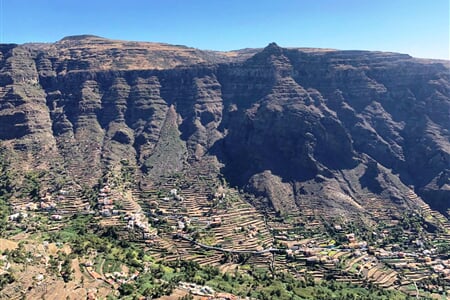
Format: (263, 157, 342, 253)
(71, 258, 84, 283)
(98, 258, 106, 278)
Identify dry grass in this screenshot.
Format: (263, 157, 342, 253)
(28, 36, 230, 71)
(0, 239, 18, 251)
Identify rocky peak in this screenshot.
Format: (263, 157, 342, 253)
(248, 42, 285, 62)
(263, 42, 283, 55)
(244, 42, 293, 79)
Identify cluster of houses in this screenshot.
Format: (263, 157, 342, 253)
(284, 244, 340, 266)
(234, 224, 258, 239)
(104, 270, 140, 286)
(8, 212, 28, 221)
(369, 243, 450, 284)
(125, 212, 156, 239)
(169, 188, 184, 201)
(97, 184, 157, 239)
(275, 221, 450, 294)
(179, 282, 215, 297)
(8, 193, 57, 221)
(176, 216, 191, 231)
(179, 282, 247, 300)
(8, 187, 97, 224)
(98, 185, 118, 217)
(171, 215, 222, 233)
(432, 260, 450, 280)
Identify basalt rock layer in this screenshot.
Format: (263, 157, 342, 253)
(1, 36, 449, 216)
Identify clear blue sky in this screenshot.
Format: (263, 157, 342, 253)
(1, 0, 448, 59)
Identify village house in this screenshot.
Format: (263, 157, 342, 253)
(127, 220, 134, 228)
(178, 220, 186, 230)
(50, 214, 63, 221)
(143, 231, 155, 239)
(100, 185, 111, 193)
(39, 201, 56, 211)
(9, 212, 28, 221)
(101, 209, 112, 217)
(209, 217, 222, 228)
(35, 274, 44, 281)
(346, 233, 356, 243)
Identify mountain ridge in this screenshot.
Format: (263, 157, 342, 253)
(0, 36, 449, 217)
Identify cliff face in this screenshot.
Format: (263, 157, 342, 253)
(0, 36, 449, 216)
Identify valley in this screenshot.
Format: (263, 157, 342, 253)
(0, 36, 449, 299)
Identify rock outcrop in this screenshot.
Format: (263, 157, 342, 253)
(1, 36, 449, 216)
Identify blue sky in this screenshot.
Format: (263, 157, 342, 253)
(1, 0, 448, 59)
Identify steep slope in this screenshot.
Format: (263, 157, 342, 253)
(0, 36, 449, 218)
(216, 43, 449, 215)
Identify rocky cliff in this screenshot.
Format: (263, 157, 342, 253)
(1, 35, 449, 217)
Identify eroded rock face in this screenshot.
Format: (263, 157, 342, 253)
(0, 36, 449, 215)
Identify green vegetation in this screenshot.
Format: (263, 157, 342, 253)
(48, 215, 113, 254)
(0, 148, 13, 236)
(120, 159, 135, 185)
(103, 259, 123, 273)
(0, 145, 447, 299)
(21, 170, 44, 201)
(80, 184, 100, 208)
(39, 214, 417, 299)
(143, 107, 187, 177)
(0, 273, 15, 290)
